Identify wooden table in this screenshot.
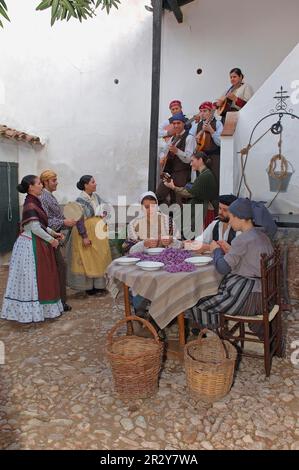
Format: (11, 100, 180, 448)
(108, 258, 222, 360)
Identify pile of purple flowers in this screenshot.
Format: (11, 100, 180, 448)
(129, 248, 197, 273)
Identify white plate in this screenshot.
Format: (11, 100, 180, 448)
(146, 247, 165, 255)
(116, 257, 140, 266)
(185, 256, 213, 266)
(136, 261, 164, 271)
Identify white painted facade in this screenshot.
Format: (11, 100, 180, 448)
(0, 0, 152, 206)
(229, 44, 299, 214)
(0, 0, 298, 212)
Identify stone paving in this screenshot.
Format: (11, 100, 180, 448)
(0, 266, 298, 450)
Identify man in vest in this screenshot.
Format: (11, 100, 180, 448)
(185, 194, 239, 252)
(156, 112, 196, 206)
(190, 101, 223, 190)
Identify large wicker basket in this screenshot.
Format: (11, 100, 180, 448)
(106, 316, 164, 400)
(184, 329, 237, 402)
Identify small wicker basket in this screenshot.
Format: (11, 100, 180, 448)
(184, 329, 237, 402)
(106, 316, 164, 400)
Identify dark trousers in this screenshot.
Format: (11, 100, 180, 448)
(208, 152, 220, 194)
(156, 169, 191, 206)
(55, 246, 67, 304)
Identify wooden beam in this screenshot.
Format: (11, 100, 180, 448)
(166, 0, 183, 23)
(148, 0, 163, 192)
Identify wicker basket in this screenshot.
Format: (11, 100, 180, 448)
(106, 316, 164, 400)
(184, 329, 237, 402)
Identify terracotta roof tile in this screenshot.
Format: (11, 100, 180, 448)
(0, 124, 42, 145)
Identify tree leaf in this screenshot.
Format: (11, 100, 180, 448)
(0, 4, 10, 22)
(36, 0, 52, 11)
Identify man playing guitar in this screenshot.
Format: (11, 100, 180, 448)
(156, 112, 196, 206)
(190, 101, 223, 190)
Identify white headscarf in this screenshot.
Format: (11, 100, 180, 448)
(139, 191, 158, 205)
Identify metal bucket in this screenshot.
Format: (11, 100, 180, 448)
(268, 171, 293, 192)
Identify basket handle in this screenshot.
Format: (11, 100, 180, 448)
(196, 328, 228, 360)
(107, 315, 161, 346)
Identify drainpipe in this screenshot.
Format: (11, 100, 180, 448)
(148, 0, 163, 191)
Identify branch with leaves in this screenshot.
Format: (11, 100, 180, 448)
(0, 0, 121, 28)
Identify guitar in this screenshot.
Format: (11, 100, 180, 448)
(215, 83, 243, 117)
(195, 112, 215, 152)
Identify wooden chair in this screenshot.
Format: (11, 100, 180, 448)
(219, 247, 283, 377)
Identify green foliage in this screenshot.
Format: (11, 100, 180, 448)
(0, 0, 10, 28)
(0, 0, 121, 28)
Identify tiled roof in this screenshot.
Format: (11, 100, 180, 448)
(0, 124, 42, 145)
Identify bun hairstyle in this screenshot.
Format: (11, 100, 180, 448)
(16, 175, 37, 194)
(76, 175, 93, 191)
(193, 151, 213, 170)
(230, 67, 244, 79)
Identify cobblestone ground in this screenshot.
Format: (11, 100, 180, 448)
(0, 266, 298, 450)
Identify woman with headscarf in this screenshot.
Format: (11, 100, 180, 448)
(122, 191, 181, 254)
(1, 175, 63, 323)
(186, 198, 273, 331)
(66, 175, 112, 295)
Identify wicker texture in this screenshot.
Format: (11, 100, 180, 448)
(184, 329, 237, 402)
(106, 316, 163, 400)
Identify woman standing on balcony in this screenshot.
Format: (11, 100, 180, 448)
(66, 175, 112, 296)
(1, 175, 64, 323)
(215, 68, 254, 118)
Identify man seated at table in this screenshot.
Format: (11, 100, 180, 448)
(184, 194, 239, 254)
(122, 191, 181, 254)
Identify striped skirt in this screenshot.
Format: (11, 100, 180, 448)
(186, 273, 261, 330)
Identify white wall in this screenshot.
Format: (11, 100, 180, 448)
(0, 0, 152, 205)
(160, 0, 299, 120)
(232, 44, 299, 214)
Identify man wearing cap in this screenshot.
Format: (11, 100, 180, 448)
(158, 99, 185, 139)
(185, 194, 239, 252)
(156, 112, 196, 205)
(190, 101, 223, 189)
(40, 170, 76, 312)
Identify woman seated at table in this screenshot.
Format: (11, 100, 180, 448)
(122, 191, 181, 254)
(67, 175, 112, 296)
(186, 198, 273, 332)
(163, 151, 218, 235)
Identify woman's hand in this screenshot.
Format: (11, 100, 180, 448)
(50, 239, 59, 249)
(217, 240, 231, 254)
(226, 92, 236, 102)
(144, 239, 159, 248)
(83, 237, 92, 247)
(64, 218, 77, 227)
(163, 178, 175, 190)
(209, 240, 220, 252)
(161, 236, 173, 247)
(54, 232, 65, 241)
